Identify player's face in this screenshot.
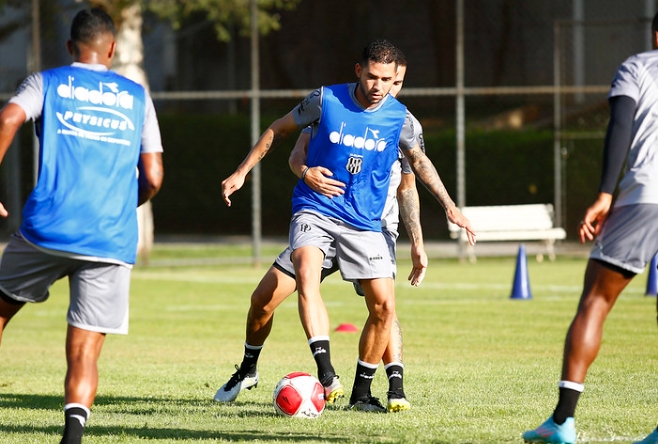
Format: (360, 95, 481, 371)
(389, 65, 407, 98)
(354, 60, 397, 108)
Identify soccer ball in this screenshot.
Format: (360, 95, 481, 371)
(273, 372, 325, 418)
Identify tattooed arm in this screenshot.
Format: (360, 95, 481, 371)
(222, 88, 323, 207)
(221, 112, 298, 207)
(401, 143, 476, 245)
(397, 171, 428, 286)
(397, 111, 475, 244)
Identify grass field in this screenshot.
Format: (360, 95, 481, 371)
(1, 243, 657, 443)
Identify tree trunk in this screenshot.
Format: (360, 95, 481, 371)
(111, 2, 154, 266)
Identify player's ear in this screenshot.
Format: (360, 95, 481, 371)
(355, 62, 362, 79)
(107, 40, 117, 60)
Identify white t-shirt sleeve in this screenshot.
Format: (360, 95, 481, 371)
(609, 56, 639, 101)
(140, 90, 163, 154)
(9, 72, 44, 122)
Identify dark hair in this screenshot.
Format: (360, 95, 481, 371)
(653, 12, 658, 35)
(70, 8, 116, 44)
(360, 39, 402, 67)
(394, 46, 407, 67)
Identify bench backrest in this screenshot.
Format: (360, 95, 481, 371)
(447, 203, 558, 233)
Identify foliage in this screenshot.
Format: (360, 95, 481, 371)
(0, 0, 26, 9)
(143, 0, 303, 41)
(153, 111, 598, 240)
(4, 0, 302, 42)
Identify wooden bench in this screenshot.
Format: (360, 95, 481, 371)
(447, 203, 567, 262)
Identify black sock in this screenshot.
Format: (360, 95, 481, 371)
(60, 404, 89, 444)
(553, 387, 581, 425)
(385, 363, 404, 398)
(239, 343, 262, 375)
(308, 338, 336, 385)
(350, 360, 377, 403)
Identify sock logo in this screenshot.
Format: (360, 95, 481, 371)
(388, 371, 402, 380)
(312, 347, 327, 357)
(70, 414, 87, 427)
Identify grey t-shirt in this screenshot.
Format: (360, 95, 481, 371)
(608, 50, 658, 206)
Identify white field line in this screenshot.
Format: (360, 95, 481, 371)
(133, 271, 647, 299)
(132, 272, 643, 311)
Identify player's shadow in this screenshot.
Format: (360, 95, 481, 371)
(0, 393, 344, 442)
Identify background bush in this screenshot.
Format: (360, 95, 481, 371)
(154, 113, 602, 240)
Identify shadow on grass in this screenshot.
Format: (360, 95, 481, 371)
(0, 423, 345, 442)
(0, 393, 346, 442)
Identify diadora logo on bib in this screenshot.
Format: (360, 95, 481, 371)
(55, 76, 136, 146)
(329, 122, 388, 152)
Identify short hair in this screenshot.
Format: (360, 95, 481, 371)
(653, 12, 658, 35)
(70, 8, 116, 45)
(360, 39, 401, 67)
(393, 46, 407, 67)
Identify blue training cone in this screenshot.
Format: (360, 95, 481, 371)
(645, 253, 658, 297)
(510, 244, 532, 300)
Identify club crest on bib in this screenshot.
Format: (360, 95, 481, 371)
(346, 156, 363, 174)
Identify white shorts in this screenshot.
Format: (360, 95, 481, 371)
(288, 210, 393, 281)
(589, 204, 658, 274)
(0, 232, 131, 334)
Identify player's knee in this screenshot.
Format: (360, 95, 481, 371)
(368, 299, 395, 323)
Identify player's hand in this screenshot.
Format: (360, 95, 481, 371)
(221, 171, 247, 207)
(578, 192, 612, 243)
(445, 205, 476, 245)
(408, 243, 428, 287)
(303, 166, 345, 198)
(0, 202, 7, 218)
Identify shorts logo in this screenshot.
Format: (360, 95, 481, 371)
(369, 254, 383, 262)
(346, 156, 363, 175)
(300, 223, 311, 233)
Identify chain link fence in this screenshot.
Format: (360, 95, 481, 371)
(0, 0, 655, 242)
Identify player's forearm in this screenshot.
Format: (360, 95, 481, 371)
(138, 152, 164, 206)
(289, 139, 309, 179)
(398, 185, 424, 248)
(235, 129, 278, 176)
(411, 155, 455, 211)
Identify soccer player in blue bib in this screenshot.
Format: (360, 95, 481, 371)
(214, 56, 428, 413)
(222, 39, 475, 411)
(0, 9, 163, 444)
(523, 12, 658, 444)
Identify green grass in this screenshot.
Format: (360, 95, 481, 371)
(1, 247, 657, 443)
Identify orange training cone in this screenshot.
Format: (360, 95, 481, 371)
(646, 253, 658, 297)
(335, 323, 359, 332)
(510, 244, 532, 300)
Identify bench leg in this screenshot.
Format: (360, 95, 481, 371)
(468, 243, 476, 264)
(546, 239, 556, 261)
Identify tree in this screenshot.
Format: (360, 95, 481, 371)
(144, 0, 302, 42)
(84, 0, 302, 264)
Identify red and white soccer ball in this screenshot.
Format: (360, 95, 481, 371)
(273, 372, 325, 418)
